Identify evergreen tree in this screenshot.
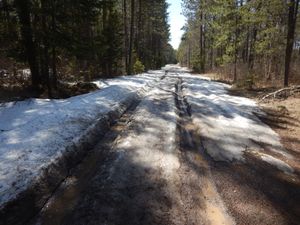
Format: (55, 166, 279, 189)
(178, 0, 299, 87)
(0, 0, 175, 93)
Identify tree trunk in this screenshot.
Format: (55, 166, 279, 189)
(243, 28, 249, 63)
(128, 0, 135, 75)
(210, 38, 214, 70)
(284, 0, 299, 87)
(2, 0, 10, 30)
(52, 46, 57, 88)
(136, 0, 142, 57)
(15, 0, 41, 90)
(234, 2, 239, 82)
(248, 27, 257, 70)
(51, 0, 57, 88)
(123, 0, 129, 73)
(41, 0, 52, 97)
(188, 41, 191, 68)
(200, 12, 205, 73)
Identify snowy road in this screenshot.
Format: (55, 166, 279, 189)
(1, 66, 299, 225)
(32, 72, 235, 225)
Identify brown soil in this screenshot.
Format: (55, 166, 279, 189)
(209, 88, 300, 225)
(209, 158, 300, 225)
(188, 79, 300, 224)
(259, 97, 300, 172)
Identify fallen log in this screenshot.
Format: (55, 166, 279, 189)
(259, 85, 300, 102)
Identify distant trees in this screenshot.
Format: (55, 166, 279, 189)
(178, 0, 300, 87)
(0, 0, 176, 93)
(123, 0, 174, 73)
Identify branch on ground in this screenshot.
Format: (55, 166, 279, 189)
(259, 86, 300, 102)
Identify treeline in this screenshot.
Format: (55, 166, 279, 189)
(0, 0, 176, 94)
(178, 0, 300, 87)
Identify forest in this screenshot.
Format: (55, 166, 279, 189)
(0, 1, 300, 224)
(0, 0, 176, 97)
(178, 0, 300, 88)
(1, 0, 300, 97)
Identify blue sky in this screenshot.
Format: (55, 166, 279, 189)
(167, 0, 186, 50)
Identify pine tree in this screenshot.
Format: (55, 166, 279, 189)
(178, 0, 299, 87)
(0, 0, 175, 93)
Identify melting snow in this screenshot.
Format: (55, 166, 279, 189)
(163, 65, 293, 174)
(0, 65, 295, 211)
(0, 72, 162, 207)
(260, 153, 294, 175)
(178, 73, 291, 162)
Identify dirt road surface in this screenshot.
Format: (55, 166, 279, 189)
(29, 66, 300, 225)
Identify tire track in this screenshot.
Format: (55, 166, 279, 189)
(174, 75, 235, 225)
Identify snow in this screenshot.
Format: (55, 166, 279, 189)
(92, 72, 165, 89)
(111, 75, 179, 177)
(163, 65, 293, 174)
(0, 65, 295, 215)
(180, 73, 293, 172)
(260, 153, 294, 175)
(0, 72, 163, 208)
